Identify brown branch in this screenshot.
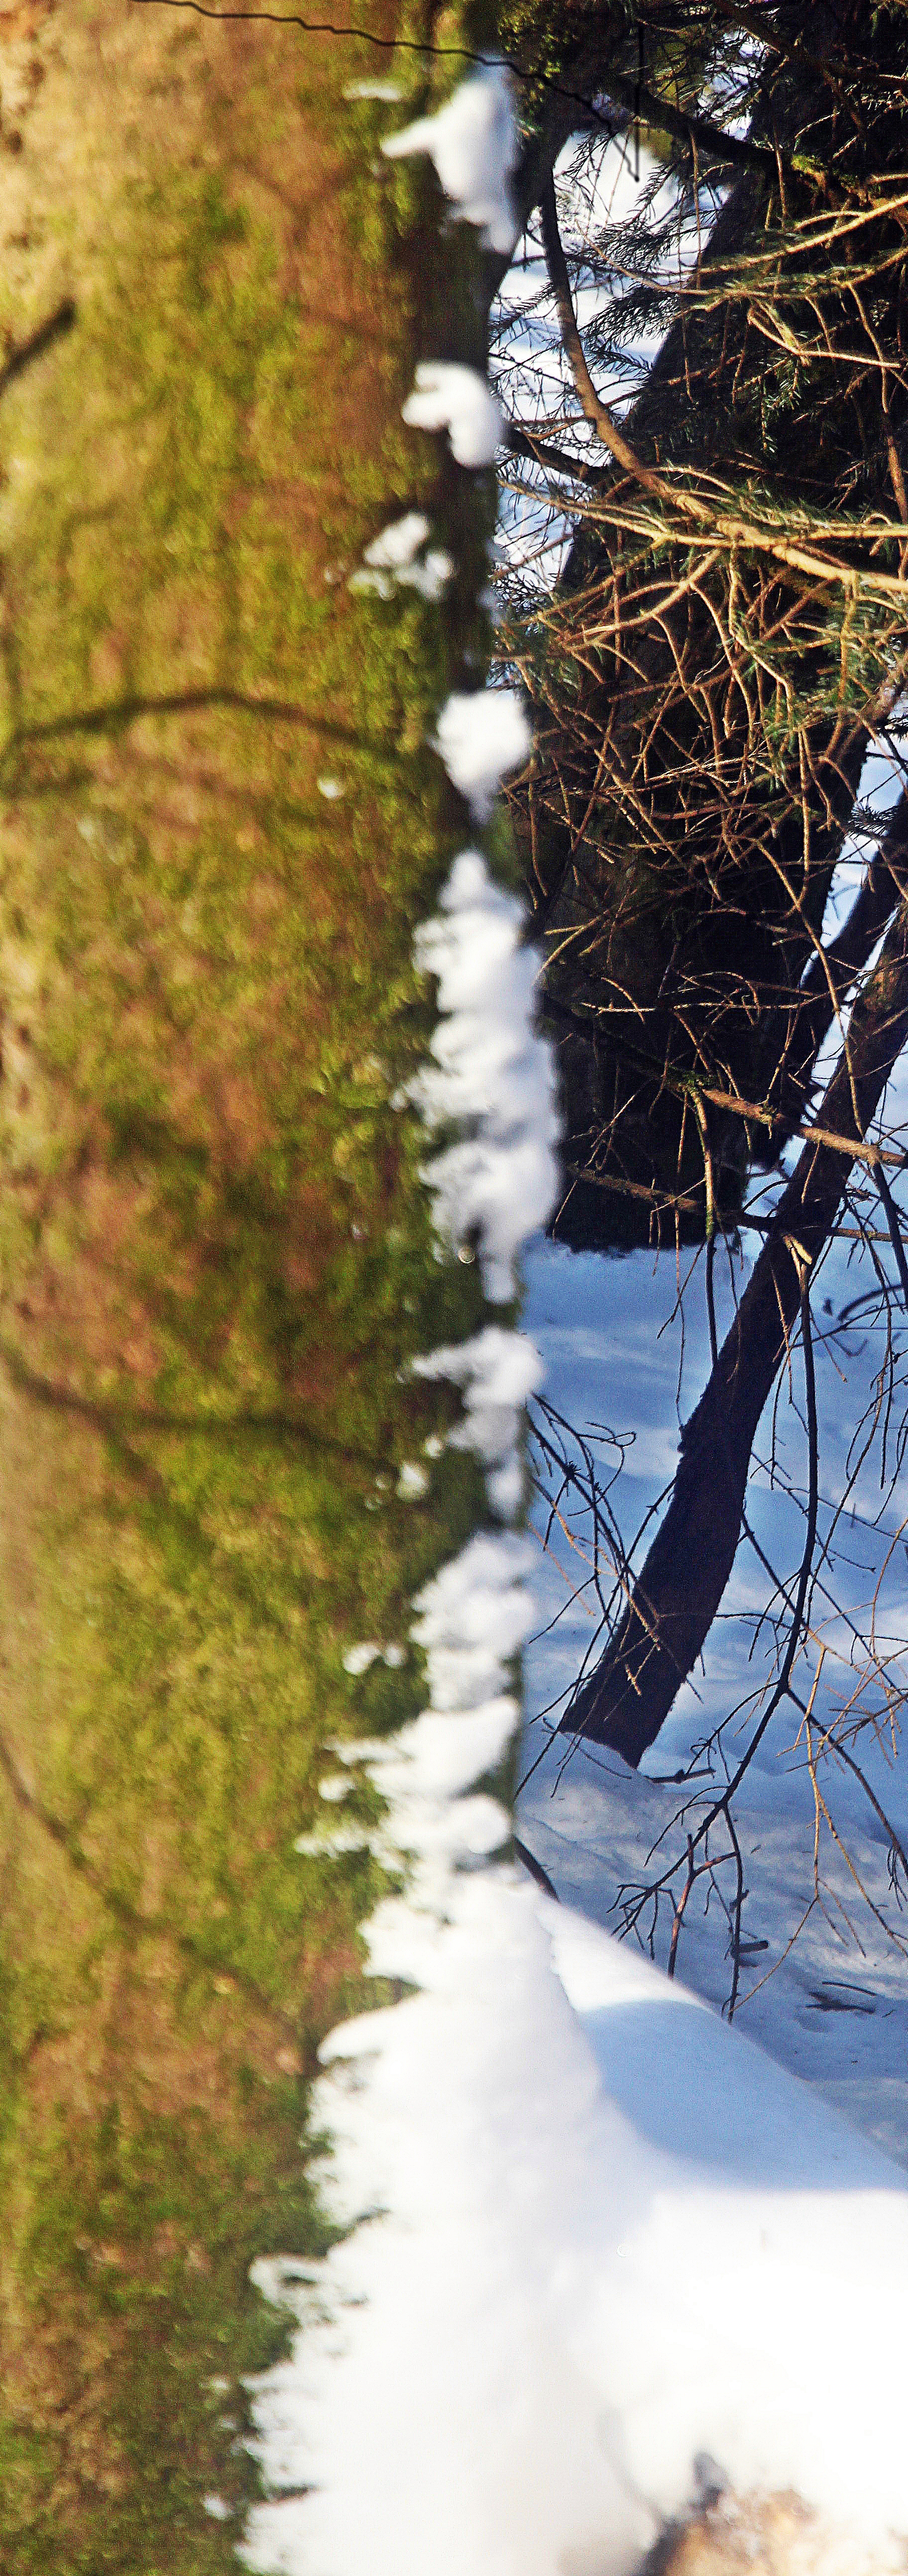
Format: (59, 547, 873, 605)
(799, 818, 906, 1013)
(665, 1088, 907, 1165)
(539, 173, 673, 501)
(505, 425, 601, 486)
(564, 1160, 703, 1217)
(666, 1834, 694, 1975)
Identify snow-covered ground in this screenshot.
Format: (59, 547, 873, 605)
(244, 62, 908, 2576)
(247, 1869, 908, 2576)
(519, 1215, 908, 2167)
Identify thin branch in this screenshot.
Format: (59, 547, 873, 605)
(539, 172, 673, 500)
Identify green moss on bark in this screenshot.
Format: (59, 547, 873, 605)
(0, 3, 494, 2562)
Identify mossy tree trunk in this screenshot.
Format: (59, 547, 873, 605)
(0, 5, 489, 2560)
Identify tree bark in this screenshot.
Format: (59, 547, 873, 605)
(0, 4, 472, 2552)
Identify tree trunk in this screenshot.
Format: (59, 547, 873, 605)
(0, 5, 480, 2556)
(561, 889, 908, 1760)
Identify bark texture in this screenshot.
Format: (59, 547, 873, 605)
(0, 6, 479, 2557)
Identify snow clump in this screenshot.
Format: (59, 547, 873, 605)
(402, 362, 503, 468)
(349, 509, 454, 601)
(382, 62, 520, 255)
(434, 687, 531, 816)
(413, 1324, 546, 1518)
(410, 849, 560, 1301)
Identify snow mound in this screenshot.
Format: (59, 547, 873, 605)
(244, 1885, 908, 2576)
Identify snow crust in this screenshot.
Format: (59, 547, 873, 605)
(402, 360, 504, 467)
(382, 62, 520, 255)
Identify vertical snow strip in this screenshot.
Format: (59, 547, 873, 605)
(411, 848, 560, 1305)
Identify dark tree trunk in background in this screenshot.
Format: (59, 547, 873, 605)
(562, 872, 908, 1758)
